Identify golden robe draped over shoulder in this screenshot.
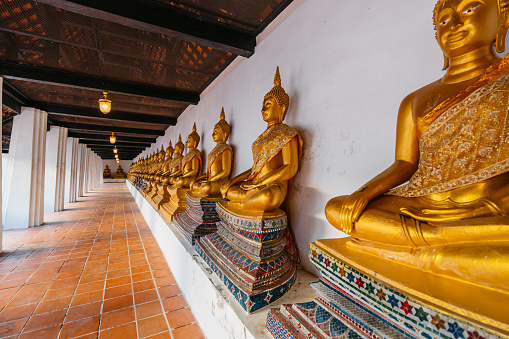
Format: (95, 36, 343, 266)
(206, 142, 232, 176)
(181, 148, 201, 174)
(249, 124, 302, 181)
(389, 56, 509, 197)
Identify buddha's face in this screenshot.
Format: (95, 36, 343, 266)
(165, 149, 172, 157)
(174, 144, 184, 155)
(186, 136, 197, 149)
(436, 0, 500, 57)
(262, 96, 284, 124)
(212, 126, 226, 143)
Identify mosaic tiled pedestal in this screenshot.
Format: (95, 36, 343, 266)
(160, 187, 189, 222)
(173, 192, 224, 245)
(142, 179, 155, 197)
(197, 202, 297, 314)
(267, 240, 509, 339)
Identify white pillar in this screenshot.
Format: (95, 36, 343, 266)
(0, 77, 3, 251)
(44, 126, 67, 212)
(64, 137, 79, 203)
(78, 144, 86, 197)
(3, 107, 47, 228)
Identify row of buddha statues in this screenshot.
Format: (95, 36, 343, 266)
(103, 165, 126, 179)
(129, 0, 509, 335)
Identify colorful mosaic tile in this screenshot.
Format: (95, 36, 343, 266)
(309, 244, 504, 339)
(197, 240, 297, 314)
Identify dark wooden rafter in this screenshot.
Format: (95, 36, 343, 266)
(2, 81, 28, 114)
(59, 122, 165, 136)
(39, 103, 177, 125)
(35, 0, 256, 57)
(79, 139, 151, 147)
(0, 61, 200, 104)
(68, 132, 156, 143)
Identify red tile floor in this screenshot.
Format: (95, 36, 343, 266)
(0, 184, 205, 339)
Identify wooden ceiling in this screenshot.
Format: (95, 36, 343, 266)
(0, 0, 292, 159)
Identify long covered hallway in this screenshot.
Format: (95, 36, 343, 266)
(0, 184, 203, 339)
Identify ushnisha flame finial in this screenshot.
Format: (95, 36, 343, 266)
(264, 66, 290, 121)
(188, 122, 200, 145)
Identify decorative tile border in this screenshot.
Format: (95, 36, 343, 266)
(310, 243, 503, 339)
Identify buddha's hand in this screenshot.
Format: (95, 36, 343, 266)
(240, 183, 264, 191)
(339, 191, 369, 234)
(220, 180, 234, 198)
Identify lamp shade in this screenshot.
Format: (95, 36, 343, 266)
(98, 91, 111, 114)
(110, 132, 116, 144)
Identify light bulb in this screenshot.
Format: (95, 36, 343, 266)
(98, 91, 111, 114)
(110, 132, 116, 144)
(113, 147, 118, 154)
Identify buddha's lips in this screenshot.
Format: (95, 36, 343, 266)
(446, 30, 469, 43)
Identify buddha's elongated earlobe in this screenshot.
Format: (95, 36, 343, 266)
(496, 27, 508, 53)
(442, 54, 450, 71)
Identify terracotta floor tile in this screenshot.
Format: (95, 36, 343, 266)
(134, 289, 159, 305)
(171, 323, 205, 339)
(18, 324, 61, 339)
(0, 303, 37, 322)
(59, 315, 100, 339)
(35, 296, 72, 314)
(136, 300, 163, 320)
(154, 276, 176, 288)
(107, 262, 129, 271)
(138, 314, 169, 338)
(158, 285, 181, 299)
(75, 281, 104, 295)
(106, 267, 130, 279)
(104, 283, 132, 300)
(133, 279, 155, 293)
(132, 271, 152, 283)
(166, 307, 195, 329)
(23, 308, 66, 332)
(65, 301, 102, 322)
(0, 317, 29, 337)
(0, 297, 11, 309)
(42, 285, 76, 301)
(0, 287, 19, 299)
(102, 294, 134, 313)
(70, 289, 104, 307)
(105, 275, 131, 289)
(100, 306, 135, 330)
(99, 321, 137, 339)
(79, 272, 106, 284)
(161, 295, 188, 313)
(49, 276, 80, 289)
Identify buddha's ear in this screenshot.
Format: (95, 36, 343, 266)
(442, 54, 450, 71)
(496, 6, 509, 53)
(279, 104, 287, 122)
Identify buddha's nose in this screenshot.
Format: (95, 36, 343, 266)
(451, 11, 464, 29)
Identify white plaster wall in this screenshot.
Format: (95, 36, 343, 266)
(101, 160, 132, 178)
(134, 0, 509, 272)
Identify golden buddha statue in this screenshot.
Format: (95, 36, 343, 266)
(190, 108, 233, 197)
(220, 67, 302, 217)
(161, 124, 202, 220)
(114, 165, 125, 179)
(144, 146, 165, 196)
(147, 142, 174, 200)
(152, 136, 184, 209)
(322, 0, 509, 328)
(172, 123, 202, 189)
(103, 165, 111, 178)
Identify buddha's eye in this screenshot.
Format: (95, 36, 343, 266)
(463, 4, 481, 14)
(439, 18, 450, 26)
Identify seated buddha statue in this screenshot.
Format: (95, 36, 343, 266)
(154, 141, 174, 184)
(172, 123, 202, 189)
(325, 0, 509, 293)
(190, 108, 232, 197)
(103, 165, 111, 178)
(220, 67, 302, 217)
(114, 165, 125, 179)
(144, 147, 165, 195)
(161, 136, 184, 186)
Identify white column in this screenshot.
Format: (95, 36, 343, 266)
(85, 148, 91, 192)
(78, 144, 86, 197)
(0, 77, 2, 251)
(44, 126, 67, 212)
(64, 137, 79, 203)
(3, 107, 47, 228)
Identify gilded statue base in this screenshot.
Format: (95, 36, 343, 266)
(196, 201, 297, 314)
(159, 187, 189, 222)
(142, 181, 154, 197)
(173, 191, 224, 245)
(266, 240, 509, 339)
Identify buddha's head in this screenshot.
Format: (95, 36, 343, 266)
(165, 141, 174, 158)
(262, 67, 289, 124)
(434, 0, 509, 68)
(158, 146, 165, 160)
(175, 135, 185, 155)
(186, 122, 200, 149)
(213, 107, 231, 143)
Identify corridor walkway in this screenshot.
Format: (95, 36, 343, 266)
(0, 184, 204, 339)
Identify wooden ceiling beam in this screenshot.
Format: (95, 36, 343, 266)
(78, 139, 151, 147)
(40, 103, 177, 125)
(35, 0, 255, 57)
(68, 132, 156, 143)
(57, 122, 165, 136)
(0, 60, 199, 104)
